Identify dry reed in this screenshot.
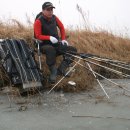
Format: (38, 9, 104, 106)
(0, 18, 130, 92)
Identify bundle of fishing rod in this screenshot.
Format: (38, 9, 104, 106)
(48, 50, 130, 98)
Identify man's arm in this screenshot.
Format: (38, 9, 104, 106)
(55, 16, 66, 40)
(34, 19, 50, 40)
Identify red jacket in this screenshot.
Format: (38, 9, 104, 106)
(34, 14, 65, 42)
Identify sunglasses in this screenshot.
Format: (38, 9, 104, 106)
(46, 8, 53, 11)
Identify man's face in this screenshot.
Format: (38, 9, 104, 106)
(43, 7, 54, 18)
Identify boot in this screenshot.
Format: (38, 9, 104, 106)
(49, 65, 57, 84)
(57, 61, 69, 76)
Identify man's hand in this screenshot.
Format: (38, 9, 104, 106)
(61, 40, 69, 46)
(50, 36, 58, 44)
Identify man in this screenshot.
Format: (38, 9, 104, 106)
(34, 2, 77, 83)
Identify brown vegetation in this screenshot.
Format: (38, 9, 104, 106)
(0, 19, 130, 92)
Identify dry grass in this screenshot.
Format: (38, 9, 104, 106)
(0, 19, 130, 92)
(68, 29, 130, 61)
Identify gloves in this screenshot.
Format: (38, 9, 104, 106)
(50, 36, 58, 44)
(61, 40, 69, 46)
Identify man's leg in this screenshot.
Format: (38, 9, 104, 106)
(57, 45, 77, 76)
(42, 45, 57, 83)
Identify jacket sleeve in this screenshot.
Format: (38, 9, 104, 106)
(55, 16, 66, 40)
(34, 19, 50, 40)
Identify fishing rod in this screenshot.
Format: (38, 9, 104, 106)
(67, 51, 130, 68)
(71, 59, 130, 93)
(85, 55, 130, 71)
(65, 52, 130, 78)
(86, 62, 109, 98)
(47, 59, 81, 94)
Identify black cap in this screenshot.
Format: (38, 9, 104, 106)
(42, 2, 55, 10)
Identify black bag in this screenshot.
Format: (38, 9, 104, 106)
(0, 39, 44, 89)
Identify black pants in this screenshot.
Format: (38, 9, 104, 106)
(41, 43, 77, 67)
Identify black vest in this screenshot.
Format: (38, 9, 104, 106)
(38, 14, 59, 41)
